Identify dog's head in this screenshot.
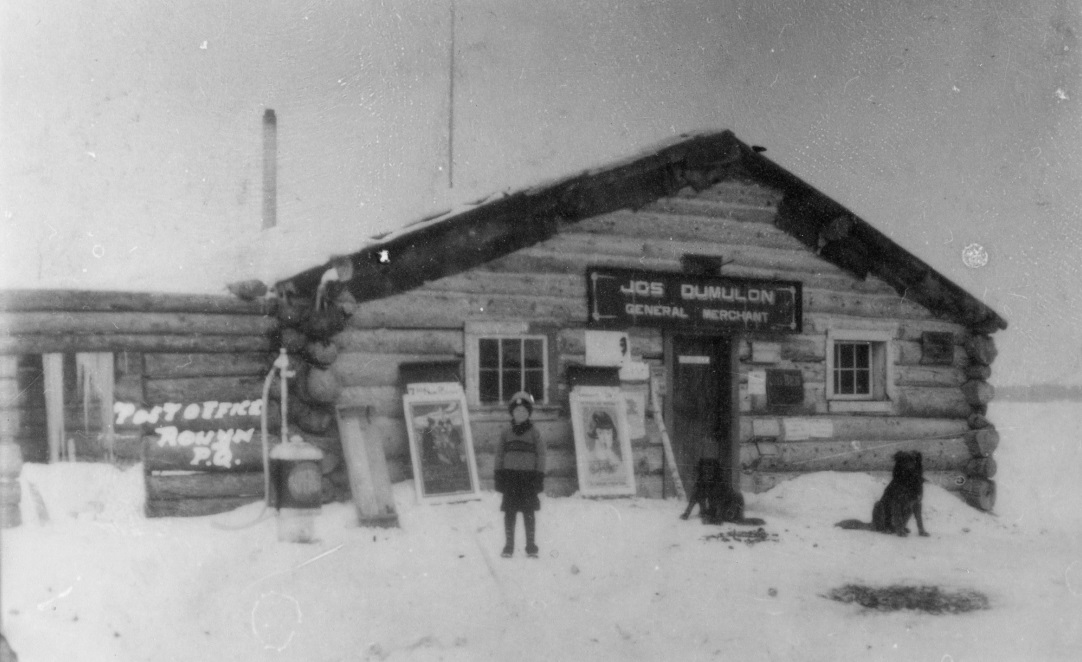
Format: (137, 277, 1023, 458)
(696, 457, 723, 481)
(891, 451, 924, 477)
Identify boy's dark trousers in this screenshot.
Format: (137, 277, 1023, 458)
(503, 509, 537, 556)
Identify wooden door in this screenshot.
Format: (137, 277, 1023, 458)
(667, 334, 735, 491)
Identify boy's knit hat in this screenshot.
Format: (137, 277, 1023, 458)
(508, 391, 535, 414)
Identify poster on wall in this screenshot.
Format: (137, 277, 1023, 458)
(403, 392, 482, 504)
(570, 390, 637, 497)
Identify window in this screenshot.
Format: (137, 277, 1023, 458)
(477, 336, 547, 404)
(465, 321, 550, 407)
(15, 352, 117, 463)
(825, 327, 895, 413)
(833, 342, 873, 397)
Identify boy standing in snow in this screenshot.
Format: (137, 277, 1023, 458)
(494, 391, 546, 558)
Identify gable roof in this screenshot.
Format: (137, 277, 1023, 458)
(278, 130, 1006, 333)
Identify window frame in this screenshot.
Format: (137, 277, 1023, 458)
(464, 321, 551, 409)
(825, 327, 895, 414)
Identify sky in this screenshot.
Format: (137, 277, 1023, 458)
(1, 0, 1080, 385)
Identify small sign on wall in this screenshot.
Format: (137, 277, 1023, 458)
(585, 330, 630, 367)
(766, 369, 804, 405)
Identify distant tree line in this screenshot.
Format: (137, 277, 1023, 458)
(996, 383, 1082, 402)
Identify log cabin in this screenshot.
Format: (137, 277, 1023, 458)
(0, 130, 1006, 516)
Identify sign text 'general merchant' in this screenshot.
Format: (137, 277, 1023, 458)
(586, 267, 802, 333)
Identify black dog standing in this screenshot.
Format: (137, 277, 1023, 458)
(494, 391, 546, 558)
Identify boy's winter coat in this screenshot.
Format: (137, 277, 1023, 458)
(494, 421, 546, 512)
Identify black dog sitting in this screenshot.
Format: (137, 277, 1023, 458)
(836, 450, 929, 537)
(681, 458, 765, 526)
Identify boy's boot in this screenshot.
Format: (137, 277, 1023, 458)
(502, 511, 516, 557)
(524, 511, 538, 558)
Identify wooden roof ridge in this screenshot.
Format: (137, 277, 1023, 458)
(279, 130, 1007, 333)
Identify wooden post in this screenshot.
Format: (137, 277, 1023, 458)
(650, 375, 685, 500)
(0, 356, 22, 528)
(43, 353, 66, 462)
(336, 405, 398, 528)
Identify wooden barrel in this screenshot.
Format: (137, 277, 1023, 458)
(964, 456, 997, 479)
(960, 477, 996, 511)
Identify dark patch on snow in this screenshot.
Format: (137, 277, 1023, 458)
(825, 584, 990, 614)
(702, 527, 778, 546)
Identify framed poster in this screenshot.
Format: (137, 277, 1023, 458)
(403, 392, 482, 504)
(570, 389, 637, 497)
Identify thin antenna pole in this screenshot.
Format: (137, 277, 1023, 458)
(447, 0, 455, 188)
(262, 109, 278, 229)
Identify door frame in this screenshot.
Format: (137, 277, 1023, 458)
(663, 331, 742, 489)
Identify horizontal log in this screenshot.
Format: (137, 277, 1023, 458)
(801, 315, 966, 342)
(964, 364, 992, 381)
(0, 333, 272, 355)
(895, 386, 971, 418)
(739, 436, 971, 473)
(895, 365, 966, 388)
(961, 380, 995, 406)
(738, 415, 970, 443)
(143, 353, 271, 379)
(2, 311, 275, 337)
(332, 352, 460, 387)
(638, 195, 778, 222)
(0, 290, 269, 315)
(668, 179, 784, 207)
(741, 470, 968, 495)
(144, 432, 273, 472)
(964, 457, 997, 479)
(144, 376, 266, 403)
(967, 413, 994, 430)
(348, 290, 585, 329)
(570, 213, 808, 252)
(490, 242, 898, 299)
(493, 240, 851, 284)
(964, 428, 1000, 457)
(960, 477, 996, 511)
(146, 472, 266, 500)
(964, 335, 998, 366)
(335, 328, 464, 355)
(896, 340, 967, 367)
(145, 496, 263, 518)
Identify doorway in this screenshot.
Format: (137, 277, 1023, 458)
(666, 334, 737, 492)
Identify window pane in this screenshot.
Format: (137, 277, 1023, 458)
(501, 338, 521, 369)
(524, 339, 544, 369)
(479, 370, 499, 403)
(479, 339, 499, 369)
(524, 370, 544, 401)
(855, 344, 870, 369)
(840, 370, 854, 394)
(838, 344, 853, 369)
(502, 370, 520, 401)
(856, 369, 870, 394)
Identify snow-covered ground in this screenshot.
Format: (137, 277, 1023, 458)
(2, 401, 1080, 661)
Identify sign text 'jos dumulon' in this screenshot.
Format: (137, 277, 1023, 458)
(586, 267, 802, 333)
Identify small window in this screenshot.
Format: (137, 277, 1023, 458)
(826, 328, 895, 412)
(833, 341, 873, 397)
(477, 336, 547, 405)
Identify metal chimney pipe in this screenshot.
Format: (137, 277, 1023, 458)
(262, 109, 277, 229)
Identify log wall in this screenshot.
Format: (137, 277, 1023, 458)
(0, 290, 290, 516)
(331, 178, 1000, 506)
